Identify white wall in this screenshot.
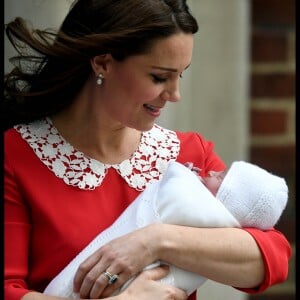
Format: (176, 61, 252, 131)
(158, 0, 251, 167)
(158, 0, 251, 298)
(4, 0, 72, 72)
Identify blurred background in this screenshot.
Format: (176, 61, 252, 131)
(4, 0, 295, 299)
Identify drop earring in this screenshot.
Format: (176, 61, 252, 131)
(96, 73, 104, 85)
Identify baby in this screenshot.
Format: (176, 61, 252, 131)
(44, 161, 288, 298)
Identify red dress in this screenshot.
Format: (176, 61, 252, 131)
(4, 118, 291, 300)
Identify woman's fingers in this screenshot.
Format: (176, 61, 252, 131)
(73, 250, 102, 292)
(89, 268, 124, 299)
(74, 255, 188, 300)
(73, 248, 129, 298)
(73, 251, 111, 298)
(73, 226, 159, 298)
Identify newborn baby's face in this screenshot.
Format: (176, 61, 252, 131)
(200, 171, 226, 196)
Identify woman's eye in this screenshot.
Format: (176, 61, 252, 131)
(151, 74, 167, 83)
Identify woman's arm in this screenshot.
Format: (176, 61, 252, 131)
(145, 224, 290, 292)
(74, 223, 290, 298)
(156, 225, 265, 288)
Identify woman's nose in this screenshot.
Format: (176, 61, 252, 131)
(170, 88, 181, 102)
(160, 82, 181, 102)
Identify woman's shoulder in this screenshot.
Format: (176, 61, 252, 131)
(176, 129, 209, 144)
(4, 126, 20, 143)
(155, 124, 215, 149)
(154, 125, 225, 174)
(4, 126, 30, 158)
(154, 123, 205, 139)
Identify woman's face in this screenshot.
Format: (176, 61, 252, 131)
(100, 32, 194, 131)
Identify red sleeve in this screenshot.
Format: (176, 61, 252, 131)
(236, 228, 292, 294)
(175, 131, 226, 176)
(5, 131, 32, 300)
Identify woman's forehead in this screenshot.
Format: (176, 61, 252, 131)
(130, 33, 194, 70)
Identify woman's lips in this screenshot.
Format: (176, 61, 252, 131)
(143, 104, 162, 117)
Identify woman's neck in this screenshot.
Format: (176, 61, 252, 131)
(50, 110, 142, 164)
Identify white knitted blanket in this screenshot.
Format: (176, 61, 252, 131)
(43, 161, 240, 298)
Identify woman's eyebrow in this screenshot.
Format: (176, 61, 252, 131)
(151, 66, 177, 72)
(150, 64, 191, 72)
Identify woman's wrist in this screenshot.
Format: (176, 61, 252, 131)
(142, 223, 173, 262)
(140, 223, 167, 262)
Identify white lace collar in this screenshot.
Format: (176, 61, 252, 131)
(15, 118, 180, 191)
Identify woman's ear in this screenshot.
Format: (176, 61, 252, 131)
(90, 54, 113, 77)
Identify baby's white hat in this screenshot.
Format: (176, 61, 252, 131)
(216, 161, 288, 230)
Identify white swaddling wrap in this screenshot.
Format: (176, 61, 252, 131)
(43, 161, 240, 298)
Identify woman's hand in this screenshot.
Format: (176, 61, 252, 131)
(20, 267, 187, 300)
(119, 266, 188, 300)
(73, 224, 161, 299)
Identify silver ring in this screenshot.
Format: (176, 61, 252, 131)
(103, 271, 119, 285)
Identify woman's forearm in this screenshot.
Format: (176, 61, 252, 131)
(152, 224, 265, 289)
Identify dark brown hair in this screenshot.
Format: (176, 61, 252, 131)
(3, 0, 198, 129)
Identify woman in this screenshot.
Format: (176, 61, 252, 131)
(4, 1, 291, 300)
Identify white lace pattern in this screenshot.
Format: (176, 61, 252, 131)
(15, 118, 180, 191)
